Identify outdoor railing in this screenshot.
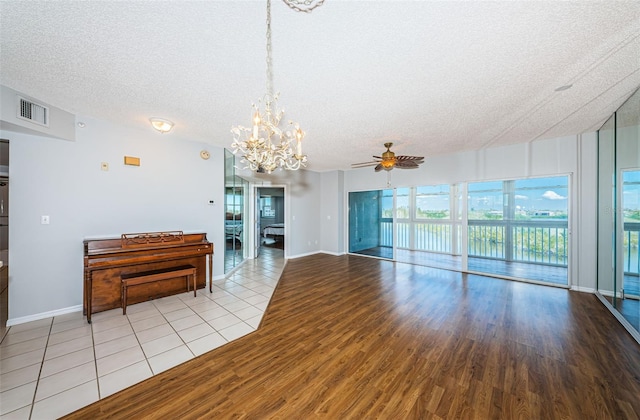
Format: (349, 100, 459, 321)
(624, 222, 640, 275)
(382, 220, 454, 253)
(468, 220, 569, 266)
(382, 219, 637, 272)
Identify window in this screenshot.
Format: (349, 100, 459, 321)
(261, 197, 276, 218)
(415, 185, 450, 219)
(513, 176, 568, 221)
(468, 181, 503, 220)
(467, 175, 569, 285)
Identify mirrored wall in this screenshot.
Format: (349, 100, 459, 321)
(597, 87, 640, 337)
(224, 150, 248, 273)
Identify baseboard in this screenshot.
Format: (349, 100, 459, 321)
(570, 285, 596, 293)
(287, 251, 319, 259)
(6, 305, 83, 327)
(596, 289, 615, 297)
(595, 292, 640, 344)
(319, 250, 345, 256)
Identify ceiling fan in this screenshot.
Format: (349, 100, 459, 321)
(351, 142, 425, 172)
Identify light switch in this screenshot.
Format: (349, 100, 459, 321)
(41, 215, 50, 225)
(101, 162, 109, 171)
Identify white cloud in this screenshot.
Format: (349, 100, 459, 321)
(542, 190, 566, 200)
(515, 194, 528, 200)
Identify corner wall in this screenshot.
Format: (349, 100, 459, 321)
(4, 116, 224, 324)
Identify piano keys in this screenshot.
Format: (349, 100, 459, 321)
(83, 231, 213, 323)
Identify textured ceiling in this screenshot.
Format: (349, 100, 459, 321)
(1, 1, 639, 172)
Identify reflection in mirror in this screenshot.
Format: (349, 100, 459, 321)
(615, 89, 640, 332)
(597, 87, 640, 337)
(224, 150, 247, 273)
(348, 189, 394, 259)
(598, 114, 616, 299)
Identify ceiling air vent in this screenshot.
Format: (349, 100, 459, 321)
(17, 96, 49, 127)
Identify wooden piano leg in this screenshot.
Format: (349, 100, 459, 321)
(85, 270, 93, 324)
(209, 252, 213, 293)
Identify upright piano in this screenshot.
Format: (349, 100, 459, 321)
(83, 231, 213, 323)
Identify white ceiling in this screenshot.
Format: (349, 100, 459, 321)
(1, 1, 639, 172)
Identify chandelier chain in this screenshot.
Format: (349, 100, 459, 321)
(266, 0, 274, 99)
(281, 0, 325, 13)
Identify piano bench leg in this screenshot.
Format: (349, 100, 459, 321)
(193, 268, 197, 297)
(185, 268, 197, 297)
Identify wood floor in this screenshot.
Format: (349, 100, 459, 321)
(65, 253, 640, 419)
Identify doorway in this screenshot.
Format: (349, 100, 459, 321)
(256, 187, 285, 258)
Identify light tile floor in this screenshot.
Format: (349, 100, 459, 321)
(0, 248, 284, 419)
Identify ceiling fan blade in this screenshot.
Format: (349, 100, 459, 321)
(372, 156, 383, 159)
(351, 161, 379, 168)
(396, 155, 424, 161)
(395, 161, 420, 168)
(374, 163, 385, 172)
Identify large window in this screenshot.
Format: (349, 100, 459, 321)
(415, 185, 450, 219)
(392, 185, 461, 271)
(348, 177, 569, 285)
(467, 176, 569, 284)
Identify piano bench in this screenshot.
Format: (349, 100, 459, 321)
(121, 265, 197, 315)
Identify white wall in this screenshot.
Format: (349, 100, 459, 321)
(575, 132, 598, 292)
(236, 167, 323, 259)
(0, 85, 76, 141)
(288, 170, 322, 257)
(343, 134, 598, 291)
(346, 136, 579, 191)
(4, 116, 225, 324)
(320, 170, 344, 255)
(3, 115, 600, 324)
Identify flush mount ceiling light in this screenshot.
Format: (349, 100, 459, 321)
(230, 0, 324, 174)
(149, 117, 174, 133)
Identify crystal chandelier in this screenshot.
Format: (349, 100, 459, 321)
(231, 0, 324, 174)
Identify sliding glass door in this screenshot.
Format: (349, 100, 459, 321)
(348, 176, 569, 286)
(348, 189, 393, 259)
(467, 176, 569, 285)
(394, 185, 462, 271)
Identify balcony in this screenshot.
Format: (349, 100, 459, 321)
(377, 220, 639, 295)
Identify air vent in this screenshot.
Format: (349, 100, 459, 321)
(17, 96, 49, 127)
